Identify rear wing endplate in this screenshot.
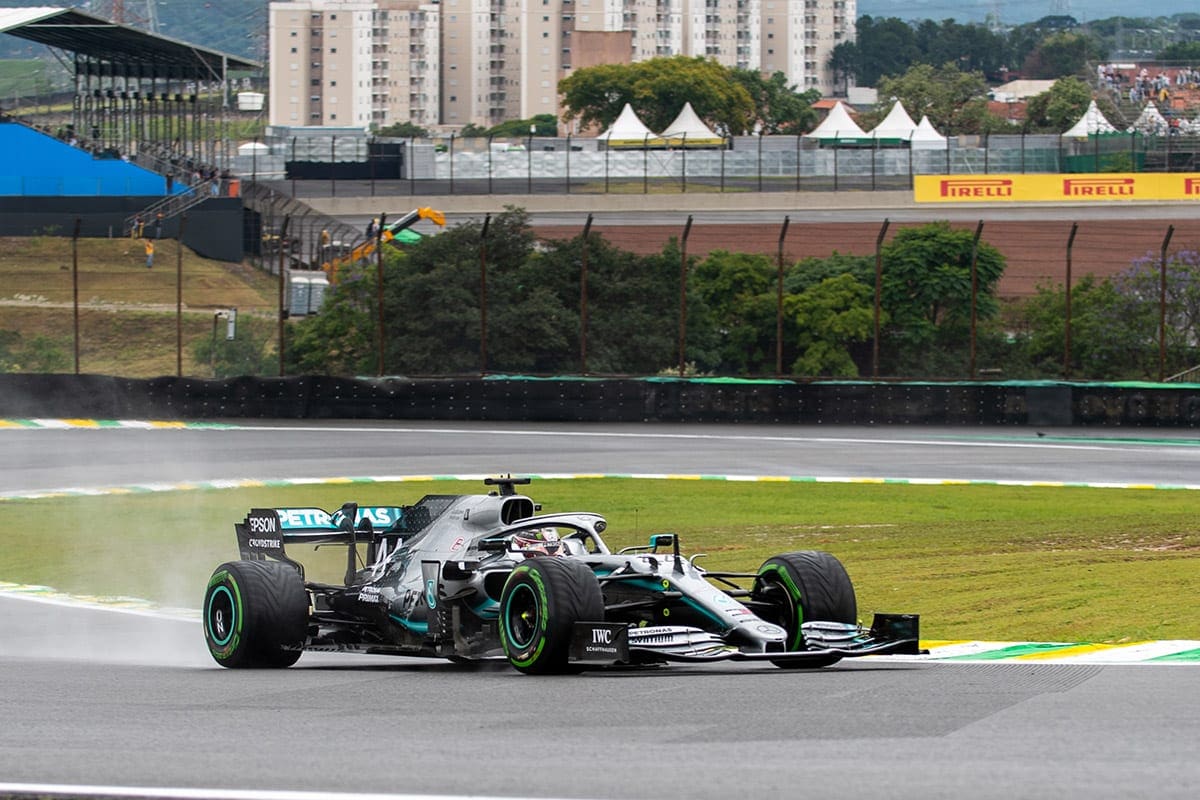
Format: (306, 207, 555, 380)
(235, 506, 407, 561)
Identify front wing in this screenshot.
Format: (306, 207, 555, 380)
(570, 613, 923, 666)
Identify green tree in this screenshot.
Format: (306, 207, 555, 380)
(1159, 42, 1200, 62)
(912, 19, 1009, 78)
(379, 208, 540, 375)
(458, 123, 490, 138)
(729, 69, 820, 135)
(1019, 255, 1200, 380)
(786, 252, 875, 294)
(691, 250, 779, 374)
(1022, 76, 1093, 133)
(874, 62, 1002, 134)
(852, 16, 922, 85)
(487, 114, 558, 138)
(285, 267, 377, 376)
(827, 41, 860, 96)
(193, 318, 276, 378)
(529, 234, 681, 373)
(558, 56, 756, 135)
(1021, 31, 1104, 79)
(376, 121, 430, 138)
(879, 222, 1007, 376)
(788, 274, 878, 377)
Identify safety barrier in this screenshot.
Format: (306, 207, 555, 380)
(2, 375, 1199, 427)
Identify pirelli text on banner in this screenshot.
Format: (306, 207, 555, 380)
(914, 173, 1200, 203)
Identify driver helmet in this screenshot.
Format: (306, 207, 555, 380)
(512, 528, 563, 556)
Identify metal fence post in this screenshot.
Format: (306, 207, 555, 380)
(969, 220, 983, 379)
(604, 141, 610, 193)
(871, 136, 877, 191)
(72, 218, 81, 374)
(681, 133, 687, 193)
(757, 134, 763, 192)
(1064, 222, 1077, 378)
(679, 215, 693, 377)
(376, 212, 387, 377)
(796, 135, 802, 192)
(1160, 225, 1175, 381)
(278, 215, 290, 377)
(176, 213, 187, 377)
(872, 218, 890, 379)
(480, 214, 490, 375)
(720, 137, 726, 192)
(580, 214, 593, 374)
(776, 216, 790, 377)
(643, 133, 650, 194)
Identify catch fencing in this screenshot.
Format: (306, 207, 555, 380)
(234, 131, 1200, 198)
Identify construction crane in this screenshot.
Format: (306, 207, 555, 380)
(323, 207, 446, 280)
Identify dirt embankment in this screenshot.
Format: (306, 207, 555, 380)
(535, 218, 1200, 298)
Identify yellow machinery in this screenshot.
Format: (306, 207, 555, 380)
(323, 207, 445, 280)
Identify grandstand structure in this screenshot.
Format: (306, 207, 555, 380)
(0, 5, 257, 164)
(0, 6, 260, 260)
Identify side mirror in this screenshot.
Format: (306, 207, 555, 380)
(649, 533, 676, 551)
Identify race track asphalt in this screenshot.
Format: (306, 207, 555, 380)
(1, 422, 1199, 800)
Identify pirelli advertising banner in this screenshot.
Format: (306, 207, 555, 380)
(914, 173, 1200, 203)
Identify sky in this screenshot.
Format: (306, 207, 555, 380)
(858, 0, 1197, 25)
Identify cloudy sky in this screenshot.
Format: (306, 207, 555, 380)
(859, 0, 1194, 25)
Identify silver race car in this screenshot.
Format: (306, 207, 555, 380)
(203, 476, 921, 673)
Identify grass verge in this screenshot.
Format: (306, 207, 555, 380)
(2, 478, 1198, 643)
(0, 236, 278, 376)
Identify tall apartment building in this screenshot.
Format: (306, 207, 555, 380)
(761, 0, 855, 92)
(268, 0, 852, 130)
(268, 0, 440, 128)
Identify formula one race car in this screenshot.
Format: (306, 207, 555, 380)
(202, 477, 921, 674)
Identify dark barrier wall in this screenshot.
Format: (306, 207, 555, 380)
(2, 375, 1199, 426)
(0, 197, 244, 262)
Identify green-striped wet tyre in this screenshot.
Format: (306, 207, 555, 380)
(203, 560, 309, 669)
(753, 551, 857, 669)
(499, 557, 604, 675)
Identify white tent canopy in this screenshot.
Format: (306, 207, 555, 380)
(910, 115, 948, 149)
(1129, 103, 1168, 135)
(1062, 100, 1120, 137)
(805, 101, 867, 140)
(660, 102, 723, 145)
(597, 103, 662, 146)
(869, 101, 918, 140)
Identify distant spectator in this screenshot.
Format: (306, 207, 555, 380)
(144, 239, 155, 269)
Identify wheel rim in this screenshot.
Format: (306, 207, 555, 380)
(505, 584, 540, 649)
(206, 585, 236, 647)
(759, 576, 801, 650)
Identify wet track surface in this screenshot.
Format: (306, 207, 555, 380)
(2, 422, 1200, 799)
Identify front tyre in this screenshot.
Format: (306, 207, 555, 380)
(203, 560, 309, 669)
(499, 557, 603, 675)
(753, 551, 856, 669)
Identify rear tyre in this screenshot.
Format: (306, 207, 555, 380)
(499, 557, 603, 675)
(753, 551, 856, 669)
(203, 560, 308, 669)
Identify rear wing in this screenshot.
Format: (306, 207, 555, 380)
(235, 505, 408, 563)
